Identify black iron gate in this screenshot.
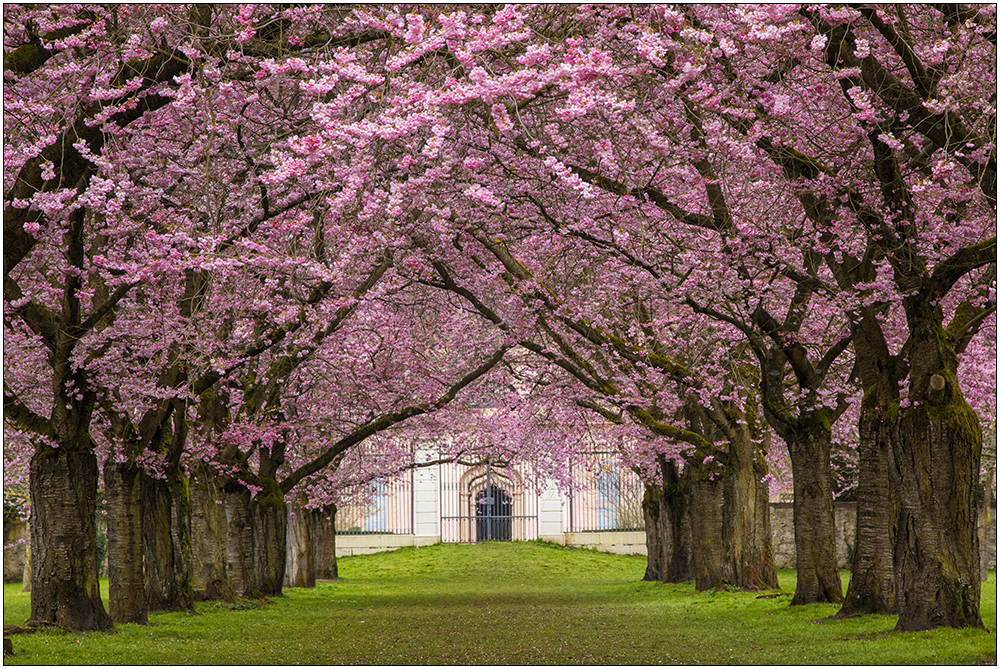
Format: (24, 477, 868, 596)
(476, 484, 512, 541)
(441, 460, 538, 543)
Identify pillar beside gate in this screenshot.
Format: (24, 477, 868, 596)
(538, 479, 566, 545)
(413, 445, 441, 546)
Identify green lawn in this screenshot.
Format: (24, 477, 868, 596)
(4, 541, 996, 665)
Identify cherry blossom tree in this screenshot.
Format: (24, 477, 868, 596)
(383, 3, 993, 627)
(3, 4, 221, 630)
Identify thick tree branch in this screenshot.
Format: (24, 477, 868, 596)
(926, 238, 997, 305)
(4, 384, 56, 440)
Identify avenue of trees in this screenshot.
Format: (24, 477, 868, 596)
(3, 3, 996, 635)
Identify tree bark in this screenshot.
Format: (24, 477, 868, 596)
(142, 473, 194, 612)
(891, 400, 984, 630)
(225, 481, 287, 598)
(786, 416, 844, 605)
(642, 484, 667, 582)
(253, 479, 288, 597)
(837, 399, 897, 617)
(642, 458, 694, 583)
(688, 475, 725, 591)
(721, 431, 778, 591)
(886, 303, 985, 631)
(225, 488, 256, 598)
(22, 543, 31, 592)
(189, 463, 235, 602)
(103, 460, 148, 624)
(284, 503, 315, 589)
(314, 505, 339, 580)
(27, 446, 112, 631)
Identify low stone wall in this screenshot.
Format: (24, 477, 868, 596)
(769, 502, 997, 570)
(335, 533, 415, 557)
(564, 530, 647, 555)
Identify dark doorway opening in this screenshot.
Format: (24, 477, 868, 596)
(476, 485, 512, 542)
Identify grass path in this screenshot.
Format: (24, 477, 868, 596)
(4, 541, 996, 665)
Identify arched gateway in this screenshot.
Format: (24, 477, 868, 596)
(441, 461, 538, 543)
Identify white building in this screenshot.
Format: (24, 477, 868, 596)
(332, 448, 649, 558)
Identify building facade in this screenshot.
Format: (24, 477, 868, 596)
(333, 449, 647, 557)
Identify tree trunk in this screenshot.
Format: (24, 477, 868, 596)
(225, 488, 256, 598)
(225, 481, 287, 598)
(103, 460, 148, 624)
(688, 476, 725, 591)
(887, 304, 984, 631)
(142, 473, 194, 612)
(189, 463, 235, 602)
(642, 485, 667, 581)
(786, 416, 844, 605)
(721, 432, 778, 590)
(27, 446, 112, 631)
(22, 543, 31, 592)
(314, 506, 339, 580)
(642, 458, 694, 583)
(672, 486, 694, 582)
(980, 499, 993, 582)
(838, 400, 897, 617)
(254, 479, 288, 597)
(890, 401, 984, 630)
(284, 503, 315, 589)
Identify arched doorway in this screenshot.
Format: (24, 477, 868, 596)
(475, 484, 512, 542)
(439, 461, 539, 543)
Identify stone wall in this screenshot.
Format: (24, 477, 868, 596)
(769, 502, 997, 570)
(564, 530, 647, 555)
(3, 515, 29, 583)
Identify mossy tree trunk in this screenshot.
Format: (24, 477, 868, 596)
(889, 304, 984, 630)
(103, 460, 148, 624)
(285, 502, 315, 589)
(101, 408, 150, 624)
(688, 474, 725, 591)
(685, 402, 776, 592)
(254, 477, 288, 597)
(641, 458, 693, 583)
(225, 479, 288, 599)
(641, 484, 666, 582)
(27, 445, 113, 631)
(22, 543, 31, 592)
(142, 471, 194, 612)
(664, 460, 694, 582)
(721, 426, 777, 591)
(225, 487, 256, 598)
(140, 400, 194, 613)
